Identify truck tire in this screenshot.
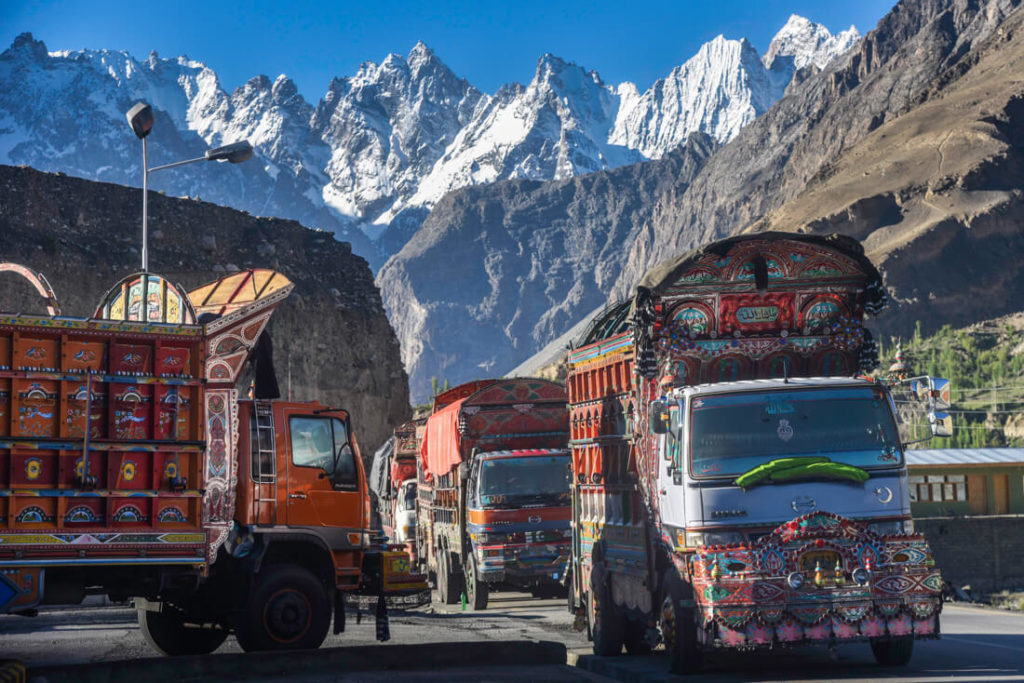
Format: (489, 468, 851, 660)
(464, 554, 489, 610)
(588, 563, 624, 656)
(661, 570, 702, 674)
(624, 619, 652, 654)
(437, 551, 462, 605)
(137, 605, 228, 656)
(870, 635, 914, 666)
(236, 565, 331, 652)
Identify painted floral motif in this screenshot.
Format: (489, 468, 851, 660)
(25, 457, 42, 480)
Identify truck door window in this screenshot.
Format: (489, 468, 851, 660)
(289, 416, 358, 490)
(290, 416, 335, 473)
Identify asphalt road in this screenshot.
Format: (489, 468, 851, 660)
(571, 604, 1024, 682)
(1, 596, 1021, 682)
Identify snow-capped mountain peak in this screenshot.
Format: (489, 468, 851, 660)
(763, 14, 860, 72)
(1, 16, 860, 262)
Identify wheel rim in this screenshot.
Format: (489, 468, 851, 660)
(263, 588, 312, 643)
(465, 560, 475, 603)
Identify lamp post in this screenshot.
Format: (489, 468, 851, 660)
(125, 101, 254, 273)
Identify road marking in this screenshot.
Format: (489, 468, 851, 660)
(943, 635, 1024, 653)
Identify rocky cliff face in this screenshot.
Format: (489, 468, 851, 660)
(0, 164, 409, 455)
(377, 133, 718, 399)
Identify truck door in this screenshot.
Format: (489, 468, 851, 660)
(283, 410, 364, 535)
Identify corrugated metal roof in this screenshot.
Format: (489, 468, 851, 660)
(906, 448, 1024, 466)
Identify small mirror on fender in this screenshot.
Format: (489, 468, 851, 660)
(928, 411, 953, 438)
(651, 400, 669, 434)
(458, 461, 471, 482)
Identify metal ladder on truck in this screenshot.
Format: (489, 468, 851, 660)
(252, 400, 278, 524)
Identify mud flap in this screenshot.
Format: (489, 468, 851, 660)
(375, 593, 390, 642)
(333, 591, 345, 635)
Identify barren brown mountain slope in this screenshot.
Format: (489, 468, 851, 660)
(748, 6, 1024, 334)
(615, 0, 1021, 303)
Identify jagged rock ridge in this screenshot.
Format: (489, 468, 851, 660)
(382, 0, 1024, 402)
(0, 18, 858, 267)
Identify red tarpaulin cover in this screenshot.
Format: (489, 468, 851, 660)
(420, 396, 467, 479)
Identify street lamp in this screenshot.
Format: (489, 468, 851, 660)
(126, 101, 254, 272)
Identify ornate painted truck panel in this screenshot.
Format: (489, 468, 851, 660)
(415, 379, 571, 609)
(0, 266, 426, 655)
(566, 233, 946, 673)
(371, 418, 425, 560)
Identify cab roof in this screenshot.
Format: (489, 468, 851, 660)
(679, 376, 877, 397)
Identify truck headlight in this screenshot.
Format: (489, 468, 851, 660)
(684, 531, 745, 547)
(868, 519, 914, 535)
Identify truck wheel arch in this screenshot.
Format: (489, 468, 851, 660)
(253, 532, 336, 589)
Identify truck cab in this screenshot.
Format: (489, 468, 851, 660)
(656, 378, 913, 545)
(393, 479, 418, 548)
(465, 449, 572, 600)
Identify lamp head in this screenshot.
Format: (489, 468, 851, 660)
(126, 102, 154, 140)
(206, 141, 254, 164)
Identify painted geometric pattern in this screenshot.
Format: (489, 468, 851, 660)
(689, 512, 942, 647)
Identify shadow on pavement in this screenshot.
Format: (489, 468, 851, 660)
(32, 640, 569, 683)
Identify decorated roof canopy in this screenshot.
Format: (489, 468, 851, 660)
(629, 233, 888, 385)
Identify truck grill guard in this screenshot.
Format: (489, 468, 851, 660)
(689, 512, 942, 647)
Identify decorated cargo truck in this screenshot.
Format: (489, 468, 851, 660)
(415, 379, 572, 609)
(371, 418, 425, 561)
(566, 233, 949, 673)
(0, 265, 425, 655)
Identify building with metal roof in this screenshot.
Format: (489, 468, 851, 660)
(906, 448, 1024, 517)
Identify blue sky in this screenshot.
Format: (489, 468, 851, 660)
(3, 0, 894, 100)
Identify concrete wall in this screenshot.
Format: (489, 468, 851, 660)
(916, 516, 1024, 594)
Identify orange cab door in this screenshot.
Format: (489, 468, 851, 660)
(282, 409, 364, 533)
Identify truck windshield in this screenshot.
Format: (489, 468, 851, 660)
(477, 454, 571, 507)
(689, 386, 901, 478)
(398, 482, 416, 512)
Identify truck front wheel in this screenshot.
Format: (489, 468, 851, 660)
(137, 605, 228, 656)
(464, 554, 489, 610)
(236, 565, 331, 652)
(870, 635, 914, 666)
(588, 563, 624, 656)
(661, 570, 702, 674)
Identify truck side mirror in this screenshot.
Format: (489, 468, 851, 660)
(458, 462, 471, 482)
(651, 400, 669, 434)
(928, 411, 953, 438)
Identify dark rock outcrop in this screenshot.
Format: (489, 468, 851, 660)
(0, 165, 409, 454)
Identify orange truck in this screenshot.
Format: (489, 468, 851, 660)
(0, 265, 425, 655)
(415, 379, 572, 609)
